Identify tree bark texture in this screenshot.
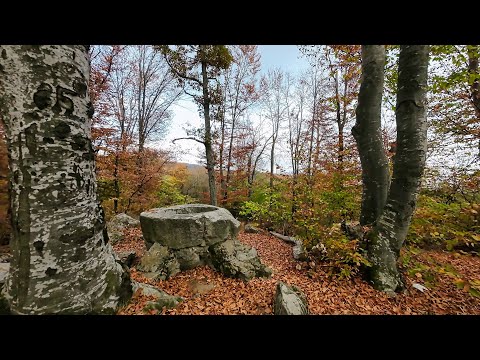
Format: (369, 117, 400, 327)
(367, 45, 429, 293)
(0, 45, 131, 314)
(352, 45, 389, 226)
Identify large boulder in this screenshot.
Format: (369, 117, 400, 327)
(107, 213, 140, 244)
(210, 240, 272, 281)
(140, 204, 240, 250)
(138, 204, 271, 281)
(274, 281, 309, 315)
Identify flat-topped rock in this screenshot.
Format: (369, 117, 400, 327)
(140, 204, 240, 250)
(138, 204, 271, 281)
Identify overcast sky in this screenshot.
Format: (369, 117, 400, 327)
(157, 45, 310, 164)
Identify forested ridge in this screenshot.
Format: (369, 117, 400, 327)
(0, 45, 479, 315)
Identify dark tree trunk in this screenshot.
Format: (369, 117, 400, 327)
(467, 45, 480, 156)
(352, 45, 390, 226)
(0, 45, 131, 314)
(200, 46, 217, 206)
(367, 45, 429, 293)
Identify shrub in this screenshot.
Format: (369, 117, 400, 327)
(407, 194, 480, 252)
(307, 225, 370, 279)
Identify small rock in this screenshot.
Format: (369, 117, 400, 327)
(274, 281, 308, 315)
(293, 240, 307, 261)
(132, 281, 183, 312)
(412, 283, 428, 293)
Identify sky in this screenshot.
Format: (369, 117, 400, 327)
(161, 45, 310, 164)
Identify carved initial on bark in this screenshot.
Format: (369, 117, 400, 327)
(33, 82, 81, 115)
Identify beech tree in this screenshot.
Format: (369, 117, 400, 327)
(363, 45, 430, 293)
(352, 45, 390, 225)
(158, 45, 232, 206)
(0, 45, 131, 314)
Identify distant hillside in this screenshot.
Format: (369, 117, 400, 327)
(170, 162, 205, 171)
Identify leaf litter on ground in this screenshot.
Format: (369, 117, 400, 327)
(116, 230, 480, 315)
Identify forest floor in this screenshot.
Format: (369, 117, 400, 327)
(116, 229, 480, 315)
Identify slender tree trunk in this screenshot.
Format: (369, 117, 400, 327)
(270, 138, 275, 190)
(467, 45, 480, 156)
(352, 45, 389, 226)
(200, 46, 217, 206)
(0, 45, 131, 314)
(225, 115, 236, 201)
(246, 154, 253, 199)
(219, 112, 227, 202)
(338, 124, 344, 165)
(334, 71, 343, 166)
(367, 45, 429, 293)
(113, 151, 120, 213)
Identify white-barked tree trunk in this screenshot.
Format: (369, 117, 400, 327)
(0, 45, 131, 314)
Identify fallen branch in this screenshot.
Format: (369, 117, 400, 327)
(269, 231, 297, 245)
(269, 231, 307, 261)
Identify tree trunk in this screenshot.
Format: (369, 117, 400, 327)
(113, 150, 120, 213)
(225, 115, 236, 201)
(200, 46, 217, 206)
(367, 45, 429, 293)
(467, 45, 480, 156)
(334, 71, 343, 166)
(352, 45, 389, 226)
(0, 45, 131, 314)
(270, 139, 275, 190)
(219, 112, 227, 202)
